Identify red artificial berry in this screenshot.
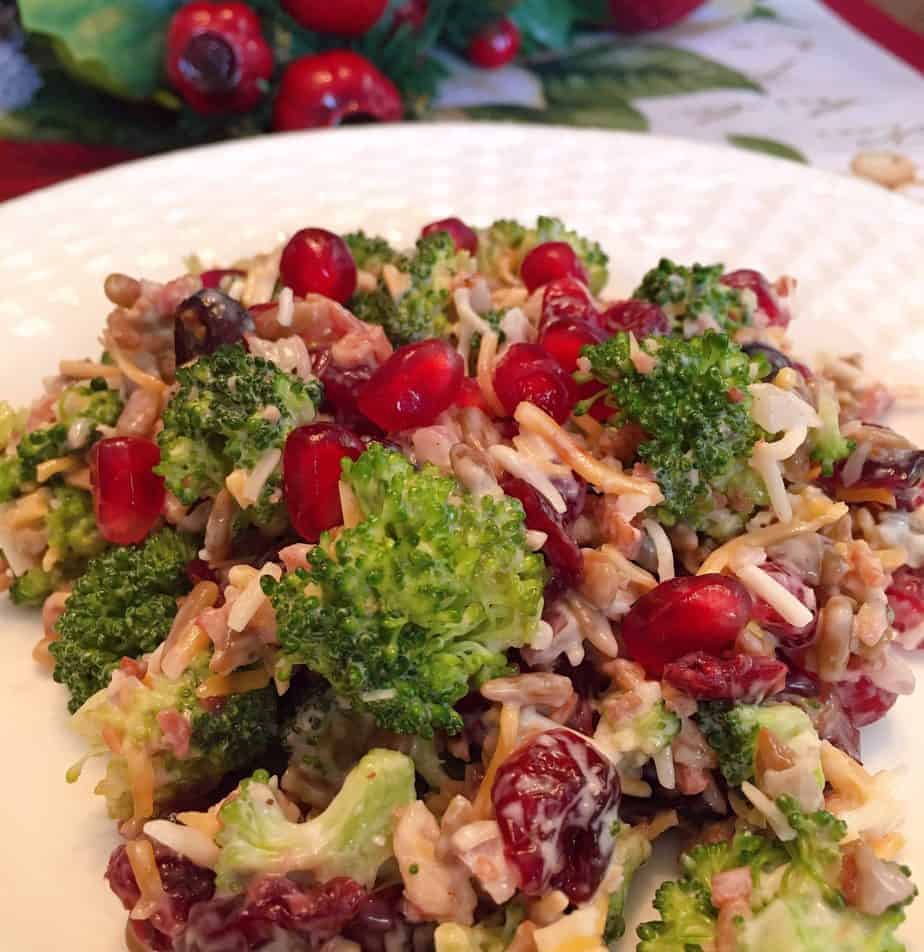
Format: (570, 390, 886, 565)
(420, 217, 478, 255)
(721, 268, 789, 328)
(493, 343, 578, 423)
(282, 0, 387, 36)
(836, 675, 898, 728)
(91, 437, 166, 546)
(493, 729, 620, 903)
(453, 376, 493, 414)
(166, 2, 273, 115)
(467, 17, 521, 69)
(539, 318, 605, 374)
(887, 565, 924, 645)
(392, 0, 428, 31)
(273, 51, 403, 131)
(540, 277, 597, 333)
(662, 652, 788, 704)
(596, 299, 670, 337)
(280, 228, 357, 303)
(521, 242, 587, 294)
(620, 574, 752, 677)
(283, 424, 365, 542)
(750, 561, 817, 648)
(199, 268, 244, 289)
(501, 476, 584, 592)
(608, 0, 706, 33)
(357, 339, 464, 431)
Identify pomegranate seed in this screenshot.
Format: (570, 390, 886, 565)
(282, 0, 387, 36)
(539, 318, 605, 374)
(501, 476, 583, 592)
(467, 17, 521, 69)
(620, 574, 752, 677)
(887, 565, 924, 644)
(420, 217, 478, 255)
(280, 228, 357, 303)
(721, 269, 789, 327)
(493, 728, 620, 902)
(521, 242, 587, 294)
(91, 437, 165, 545)
(284, 424, 365, 542)
(750, 561, 817, 648)
(199, 268, 245, 289)
(493, 343, 578, 423)
(596, 299, 670, 337)
(663, 651, 788, 703)
(357, 338, 464, 431)
(540, 277, 597, 332)
(453, 376, 493, 414)
(836, 675, 898, 728)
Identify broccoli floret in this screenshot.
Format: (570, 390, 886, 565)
(811, 381, 854, 476)
(0, 455, 23, 502)
(9, 567, 58, 606)
(604, 825, 653, 943)
(696, 701, 823, 792)
(633, 258, 749, 334)
(533, 215, 609, 294)
(0, 400, 25, 449)
(215, 749, 416, 893)
(50, 528, 197, 712)
(585, 331, 763, 527)
(16, 423, 69, 481)
(268, 443, 545, 737)
(70, 652, 277, 820)
(435, 904, 526, 952)
(57, 377, 123, 432)
(476, 218, 529, 281)
(343, 230, 409, 274)
(156, 344, 321, 506)
(639, 802, 915, 951)
(595, 698, 680, 773)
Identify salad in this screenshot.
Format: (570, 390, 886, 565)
(1, 213, 920, 952)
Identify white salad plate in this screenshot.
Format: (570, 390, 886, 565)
(1, 123, 923, 950)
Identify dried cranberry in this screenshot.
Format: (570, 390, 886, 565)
(273, 51, 403, 130)
(596, 299, 670, 338)
(552, 473, 588, 526)
(721, 269, 789, 327)
(91, 437, 165, 545)
(663, 651, 787, 703)
(814, 684, 862, 760)
(493, 728, 620, 902)
(200, 268, 244, 289)
(280, 228, 357, 303)
(539, 318, 605, 374)
(467, 17, 521, 69)
(827, 448, 924, 511)
(342, 884, 405, 952)
(501, 476, 583, 592)
(888, 566, 924, 644)
(540, 277, 597, 332)
(620, 574, 752, 677)
(166, 3, 273, 115)
(836, 675, 898, 728)
(420, 217, 478, 255)
(750, 561, 817, 648)
(357, 338, 463, 431)
(283, 424, 365, 542)
(494, 342, 578, 423)
(521, 242, 586, 294)
(174, 288, 253, 364)
(781, 666, 819, 698)
(282, 0, 387, 36)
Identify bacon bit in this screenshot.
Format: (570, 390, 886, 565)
(675, 764, 710, 796)
(124, 746, 155, 822)
(716, 897, 750, 952)
(473, 703, 520, 819)
(836, 486, 897, 507)
(727, 387, 745, 404)
(119, 657, 148, 679)
(125, 838, 165, 922)
(278, 543, 312, 572)
(196, 667, 271, 698)
(157, 710, 192, 760)
(711, 867, 752, 907)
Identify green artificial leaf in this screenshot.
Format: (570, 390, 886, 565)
(535, 41, 762, 100)
(511, 0, 580, 54)
(18, 0, 181, 100)
(749, 3, 779, 19)
(727, 134, 807, 163)
(461, 99, 649, 131)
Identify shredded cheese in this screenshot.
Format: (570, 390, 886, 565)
(125, 838, 165, 921)
(276, 286, 294, 327)
(228, 564, 281, 633)
(35, 456, 77, 483)
(473, 703, 520, 819)
(836, 486, 897, 507)
(733, 562, 813, 629)
(476, 330, 505, 417)
(741, 781, 796, 840)
(144, 819, 220, 869)
(453, 287, 496, 367)
(643, 518, 674, 582)
(106, 341, 167, 395)
(124, 745, 155, 822)
(489, 444, 567, 513)
(176, 808, 222, 839)
(598, 545, 658, 592)
(59, 359, 123, 383)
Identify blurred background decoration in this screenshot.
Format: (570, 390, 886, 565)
(0, 0, 922, 199)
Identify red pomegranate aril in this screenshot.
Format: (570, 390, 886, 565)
(663, 651, 788, 703)
(453, 376, 493, 414)
(494, 342, 578, 423)
(539, 318, 605, 374)
(91, 437, 165, 545)
(721, 269, 789, 327)
(887, 565, 924, 646)
(596, 299, 670, 338)
(521, 242, 587, 294)
(501, 476, 584, 591)
(420, 217, 478, 255)
(284, 424, 366, 542)
(750, 561, 817, 648)
(467, 17, 521, 69)
(621, 574, 752, 677)
(836, 675, 898, 728)
(540, 277, 597, 332)
(282, 0, 387, 36)
(280, 228, 357, 303)
(357, 338, 464, 431)
(492, 728, 620, 903)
